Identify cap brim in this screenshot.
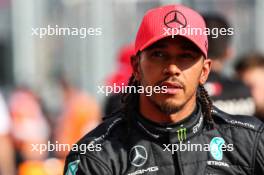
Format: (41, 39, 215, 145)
(139, 34, 207, 58)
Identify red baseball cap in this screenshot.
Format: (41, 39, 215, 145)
(135, 4, 208, 58)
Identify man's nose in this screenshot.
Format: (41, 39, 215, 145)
(163, 63, 181, 76)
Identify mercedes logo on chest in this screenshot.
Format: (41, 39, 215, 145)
(164, 10, 187, 28)
(129, 145, 148, 167)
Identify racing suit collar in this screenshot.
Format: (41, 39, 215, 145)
(134, 102, 204, 143)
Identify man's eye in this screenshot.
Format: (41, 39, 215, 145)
(151, 51, 167, 58)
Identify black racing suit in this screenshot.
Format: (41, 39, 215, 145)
(64, 102, 264, 175)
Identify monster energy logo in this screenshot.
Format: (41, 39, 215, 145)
(177, 128, 187, 141)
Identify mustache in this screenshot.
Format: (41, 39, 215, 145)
(155, 76, 185, 89)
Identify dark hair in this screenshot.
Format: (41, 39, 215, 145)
(235, 53, 264, 74)
(121, 74, 215, 132)
(203, 14, 232, 59)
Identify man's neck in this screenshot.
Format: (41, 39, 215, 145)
(139, 95, 197, 124)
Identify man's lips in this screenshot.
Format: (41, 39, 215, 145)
(160, 81, 183, 88)
(160, 81, 183, 95)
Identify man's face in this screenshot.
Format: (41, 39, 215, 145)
(132, 37, 211, 115)
(241, 68, 264, 115)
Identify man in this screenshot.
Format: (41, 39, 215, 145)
(64, 4, 264, 175)
(203, 14, 254, 115)
(235, 53, 264, 122)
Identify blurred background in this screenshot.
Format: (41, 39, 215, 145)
(1, 0, 264, 174)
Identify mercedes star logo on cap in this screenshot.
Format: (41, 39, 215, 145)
(164, 10, 187, 28)
(129, 145, 148, 167)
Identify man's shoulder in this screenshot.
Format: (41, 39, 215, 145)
(65, 111, 129, 174)
(212, 106, 264, 132)
(68, 110, 128, 156)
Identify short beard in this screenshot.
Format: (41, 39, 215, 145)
(148, 96, 185, 115)
(138, 62, 189, 115)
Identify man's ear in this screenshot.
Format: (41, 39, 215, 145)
(199, 58, 212, 85)
(131, 55, 140, 80)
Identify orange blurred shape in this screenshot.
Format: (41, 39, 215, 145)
(55, 90, 101, 158)
(18, 161, 46, 175)
(18, 158, 64, 175)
